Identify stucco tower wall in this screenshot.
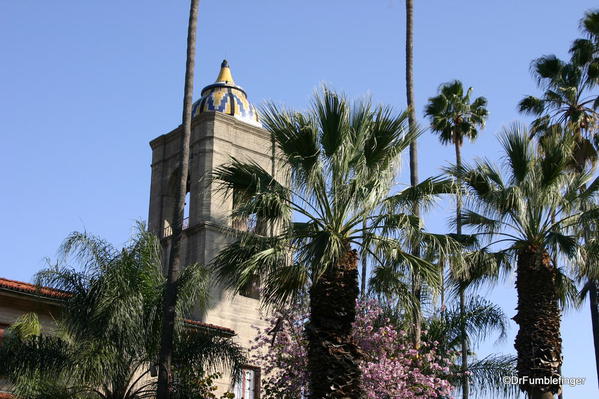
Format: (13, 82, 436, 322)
(148, 110, 278, 392)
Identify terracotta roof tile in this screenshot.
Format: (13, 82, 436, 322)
(0, 277, 235, 336)
(0, 392, 14, 398)
(184, 318, 235, 335)
(0, 278, 70, 299)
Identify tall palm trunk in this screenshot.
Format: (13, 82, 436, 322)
(454, 139, 469, 399)
(590, 281, 599, 389)
(514, 246, 562, 399)
(360, 217, 367, 296)
(405, 0, 421, 349)
(157, 1, 199, 398)
(405, 0, 416, 186)
(306, 244, 363, 398)
(439, 255, 446, 312)
(572, 136, 599, 389)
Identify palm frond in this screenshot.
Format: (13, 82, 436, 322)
(467, 354, 520, 399)
(313, 86, 349, 158)
(174, 329, 246, 382)
(498, 124, 534, 185)
(383, 176, 456, 212)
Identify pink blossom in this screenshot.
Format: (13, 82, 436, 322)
(251, 300, 457, 398)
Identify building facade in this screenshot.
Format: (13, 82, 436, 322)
(148, 60, 277, 397)
(0, 278, 66, 396)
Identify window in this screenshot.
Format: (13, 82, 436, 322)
(234, 368, 260, 399)
(183, 191, 190, 226)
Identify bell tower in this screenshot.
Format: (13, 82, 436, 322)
(147, 60, 274, 364)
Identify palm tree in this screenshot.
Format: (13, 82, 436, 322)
(424, 79, 488, 399)
(211, 88, 459, 398)
(570, 10, 599, 387)
(368, 261, 422, 321)
(404, 0, 423, 350)
(0, 225, 245, 399)
(424, 295, 518, 399)
(571, 9, 599, 109)
(454, 125, 599, 399)
(158, 1, 200, 398)
(520, 21, 599, 387)
(518, 56, 597, 167)
(368, 235, 453, 331)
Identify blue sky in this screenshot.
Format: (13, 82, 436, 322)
(0, 1, 597, 397)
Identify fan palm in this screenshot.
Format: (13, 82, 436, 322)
(518, 56, 598, 165)
(425, 79, 488, 399)
(569, 10, 599, 387)
(520, 20, 599, 387)
(368, 236, 456, 330)
(211, 88, 459, 399)
(453, 125, 599, 399)
(570, 10, 599, 98)
(424, 80, 488, 151)
(0, 225, 245, 399)
(424, 295, 518, 398)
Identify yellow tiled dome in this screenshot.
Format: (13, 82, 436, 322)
(192, 60, 261, 127)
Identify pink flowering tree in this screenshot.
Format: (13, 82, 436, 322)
(252, 300, 457, 399)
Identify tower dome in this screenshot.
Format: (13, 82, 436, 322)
(192, 60, 261, 127)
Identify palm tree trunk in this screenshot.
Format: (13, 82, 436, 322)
(306, 244, 363, 398)
(582, 206, 599, 390)
(405, 0, 417, 187)
(157, 1, 199, 398)
(270, 132, 276, 237)
(405, 0, 422, 350)
(454, 139, 469, 399)
(439, 255, 446, 312)
(459, 289, 469, 398)
(514, 246, 562, 399)
(360, 217, 367, 296)
(590, 279, 599, 389)
(549, 211, 564, 399)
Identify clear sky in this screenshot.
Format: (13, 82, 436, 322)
(0, 1, 597, 397)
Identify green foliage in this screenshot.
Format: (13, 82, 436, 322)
(212, 87, 463, 309)
(0, 223, 246, 399)
(172, 371, 235, 399)
(425, 296, 508, 353)
(424, 296, 518, 398)
(453, 125, 598, 256)
(519, 10, 599, 166)
(424, 79, 488, 146)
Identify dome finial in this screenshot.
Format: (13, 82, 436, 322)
(216, 59, 234, 84)
(192, 60, 261, 127)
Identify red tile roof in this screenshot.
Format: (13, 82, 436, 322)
(184, 318, 235, 335)
(0, 278, 70, 299)
(0, 277, 235, 335)
(0, 393, 14, 399)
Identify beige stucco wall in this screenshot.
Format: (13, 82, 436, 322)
(0, 291, 63, 393)
(0, 292, 61, 328)
(148, 111, 284, 395)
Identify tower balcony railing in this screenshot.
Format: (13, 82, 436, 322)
(162, 217, 189, 238)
